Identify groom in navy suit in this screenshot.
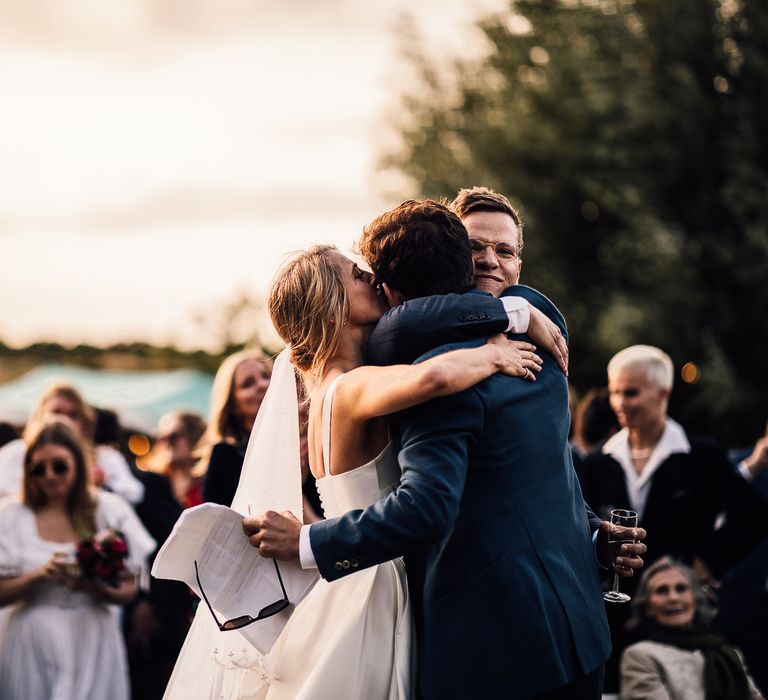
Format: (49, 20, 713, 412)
(247, 200, 641, 698)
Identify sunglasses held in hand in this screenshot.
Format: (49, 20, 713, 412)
(194, 558, 290, 631)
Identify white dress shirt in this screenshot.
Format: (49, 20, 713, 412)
(500, 296, 530, 333)
(601, 418, 691, 520)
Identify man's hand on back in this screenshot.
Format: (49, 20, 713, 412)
(524, 306, 569, 375)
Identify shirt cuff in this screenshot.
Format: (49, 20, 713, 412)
(737, 460, 754, 482)
(299, 525, 318, 569)
(501, 296, 530, 334)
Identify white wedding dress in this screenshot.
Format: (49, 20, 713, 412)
(162, 353, 413, 700)
(260, 375, 413, 699)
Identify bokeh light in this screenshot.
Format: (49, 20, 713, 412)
(681, 362, 699, 384)
(128, 433, 151, 457)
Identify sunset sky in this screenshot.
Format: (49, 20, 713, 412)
(0, 0, 503, 351)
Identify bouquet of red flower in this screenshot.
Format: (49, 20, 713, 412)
(76, 529, 129, 588)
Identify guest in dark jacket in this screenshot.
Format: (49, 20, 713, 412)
(146, 411, 206, 509)
(579, 345, 768, 692)
(200, 349, 322, 520)
(718, 419, 768, 698)
(126, 470, 188, 700)
(199, 349, 273, 506)
(571, 386, 619, 480)
(730, 420, 768, 499)
(580, 345, 768, 580)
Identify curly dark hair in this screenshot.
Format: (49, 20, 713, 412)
(357, 199, 474, 299)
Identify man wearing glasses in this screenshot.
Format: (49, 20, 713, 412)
(353, 186, 568, 371)
(452, 186, 525, 297)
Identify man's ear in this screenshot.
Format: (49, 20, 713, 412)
(382, 283, 405, 307)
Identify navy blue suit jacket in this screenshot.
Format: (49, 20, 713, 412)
(367, 286, 603, 535)
(310, 286, 610, 698)
(366, 290, 511, 366)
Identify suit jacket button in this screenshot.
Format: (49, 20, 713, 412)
(342, 560, 351, 569)
(334, 562, 343, 570)
(351, 559, 359, 568)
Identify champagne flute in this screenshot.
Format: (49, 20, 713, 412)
(603, 509, 638, 604)
(53, 550, 80, 609)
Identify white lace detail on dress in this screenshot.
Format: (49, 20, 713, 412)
(210, 646, 275, 699)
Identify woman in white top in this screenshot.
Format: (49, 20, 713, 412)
(0, 419, 155, 700)
(0, 382, 144, 504)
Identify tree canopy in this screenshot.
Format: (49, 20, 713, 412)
(385, 0, 768, 444)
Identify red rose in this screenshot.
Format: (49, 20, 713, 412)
(95, 562, 114, 578)
(76, 540, 100, 575)
(76, 529, 128, 585)
(107, 536, 128, 557)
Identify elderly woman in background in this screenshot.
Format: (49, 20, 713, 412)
(148, 411, 207, 509)
(621, 557, 763, 699)
(0, 382, 144, 504)
(0, 420, 155, 700)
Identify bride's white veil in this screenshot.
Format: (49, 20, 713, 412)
(163, 347, 303, 700)
(231, 347, 303, 517)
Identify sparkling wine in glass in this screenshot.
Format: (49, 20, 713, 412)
(53, 550, 80, 609)
(603, 509, 638, 604)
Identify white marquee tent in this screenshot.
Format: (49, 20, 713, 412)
(0, 364, 213, 434)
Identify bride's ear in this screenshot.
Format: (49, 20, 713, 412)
(382, 283, 405, 308)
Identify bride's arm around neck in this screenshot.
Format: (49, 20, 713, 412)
(333, 335, 541, 422)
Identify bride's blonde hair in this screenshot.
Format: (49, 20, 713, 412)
(268, 245, 347, 388)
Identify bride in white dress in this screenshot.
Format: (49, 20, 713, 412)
(164, 244, 541, 699)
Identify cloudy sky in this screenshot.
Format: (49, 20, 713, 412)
(0, 0, 504, 350)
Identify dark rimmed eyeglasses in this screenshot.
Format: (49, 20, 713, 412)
(29, 459, 70, 478)
(194, 558, 290, 631)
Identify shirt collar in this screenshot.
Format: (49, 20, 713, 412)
(602, 418, 691, 491)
